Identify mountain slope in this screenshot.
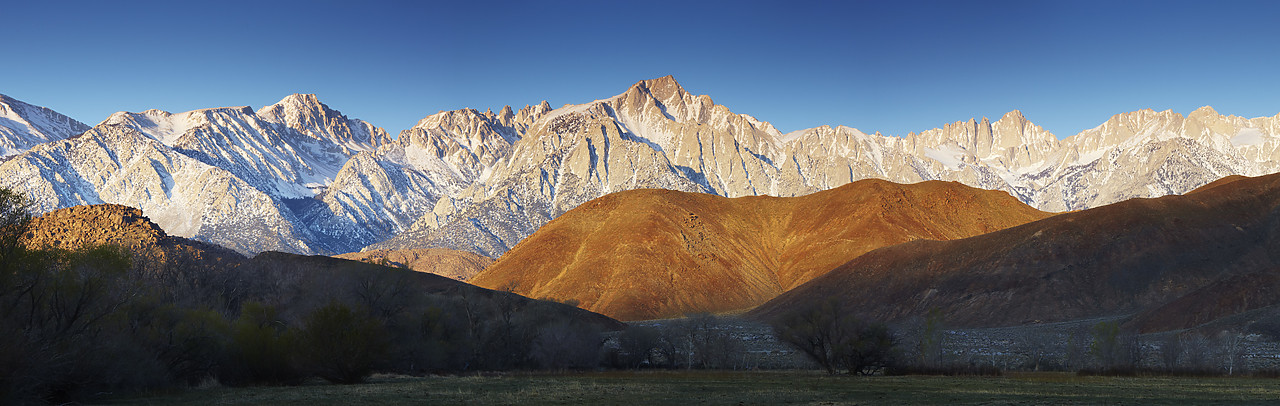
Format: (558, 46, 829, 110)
(0, 124, 316, 254)
(101, 94, 389, 199)
(334, 248, 492, 281)
(470, 179, 1051, 320)
(4, 95, 404, 254)
(313, 103, 551, 250)
(750, 172, 1280, 332)
(0, 93, 89, 156)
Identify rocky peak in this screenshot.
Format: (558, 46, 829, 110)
(277, 93, 324, 109)
(991, 110, 1057, 145)
(258, 94, 331, 122)
(1191, 105, 1220, 117)
(257, 93, 390, 149)
(516, 101, 553, 125)
(999, 110, 1025, 122)
(497, 105, 515, 126)
(624, 75, 690, 106)
(140, 109, 172, 118)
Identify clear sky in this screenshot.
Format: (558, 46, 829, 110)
(3, 0, 1279, 138)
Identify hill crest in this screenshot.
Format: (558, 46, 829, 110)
(470, 179, 1051, 320)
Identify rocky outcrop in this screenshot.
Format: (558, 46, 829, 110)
(24, 204, 167, 251)
(21, 203, 246, 271)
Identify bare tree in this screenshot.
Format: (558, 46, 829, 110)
(1218, 330, 1246, 375)
(531, 320, 603, 370)
(1182, 332, 1214, 371)
(772, 298, 896, 375)
(1020, 331, 1056, 371)
(352, 270, 411, 321)
(1160, 333, 1183, 371)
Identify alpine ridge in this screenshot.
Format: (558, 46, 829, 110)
(0, 93, 90, 157)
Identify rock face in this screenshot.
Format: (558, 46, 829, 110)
(750, 172, 1280, 332)
(0, 93, 89, 157)
(3, 78, 1280, 258)
(333, 248, 492, 281)
(469, 179, 1052, 320)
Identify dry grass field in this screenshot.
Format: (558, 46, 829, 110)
(105, 371, 1280, 405)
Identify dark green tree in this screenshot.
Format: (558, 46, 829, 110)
(773, 298, 898, 375)
(296, 302, 389, 384)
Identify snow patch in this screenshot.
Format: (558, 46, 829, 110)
(923, 143, 965, 170)
(779, 129, 809, 143)
(1074, 148, 1109, 166)
(1231, 128, 1267, 147)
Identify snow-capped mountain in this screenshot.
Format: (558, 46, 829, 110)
(371, 77, 1280, 257)
(4, 77, 1278, 258)
(309, 103, 551, 250)
(0, 94, 89, 157)
(100, 94, 389, 199)
(0, 124, 313, 253)
(1, 94, 393, 254)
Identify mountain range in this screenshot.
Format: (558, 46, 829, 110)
(2, 76, 1279, 258)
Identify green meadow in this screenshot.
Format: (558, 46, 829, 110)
(107, 371, 1280, 405)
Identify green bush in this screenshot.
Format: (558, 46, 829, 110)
(296, 302, 389, 384)
(219, 302, 304, 386)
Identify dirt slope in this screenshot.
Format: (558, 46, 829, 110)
(751, 173, 1280, 332)
(471, 179, 1051, 320)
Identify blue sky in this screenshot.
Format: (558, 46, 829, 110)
(3, 0, 1279, 138)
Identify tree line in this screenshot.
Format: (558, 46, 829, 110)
(4, 185, 1278, 404)
(0, 188, 612, 404)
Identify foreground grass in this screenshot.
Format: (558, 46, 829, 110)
(105, 371, 1280, 405)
